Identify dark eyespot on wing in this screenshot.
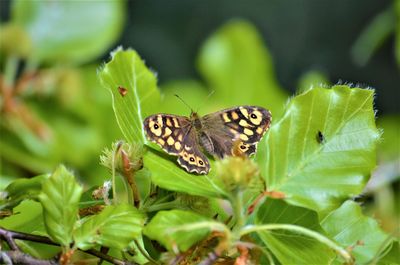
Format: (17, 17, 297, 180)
(177, 148, 210, 175)
(232, 140, 257, 157)
(223, 106, 272, 144)
(201, 106, 271, 158)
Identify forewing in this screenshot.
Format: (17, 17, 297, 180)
(143, 114, 190, 155)
(144, 114, 210, 174)
(202, 106, 272, 157)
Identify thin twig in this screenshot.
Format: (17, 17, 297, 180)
(198, 251, 219, 265)
(0, 228, 20, 250)
(0, 250, 59, 265)
(121, 149, 141, 208)
(85, 249, 137, 265)
(0, 227, 139, 265)
(97, 246, 109, 265)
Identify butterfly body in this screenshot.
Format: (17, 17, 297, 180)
(143, 106, 271, 174)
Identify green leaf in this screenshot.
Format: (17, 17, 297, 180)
(255, 199, 335, 264)
(0, 200, 60, 259)
(143, 210, 211, 252)
(0, 200, 43, 232)
(197, 19, 288, 118)
(379, 241, 400, 265)
(11, 0, 124, 64)
(38, 165, 83, 247)
(144, 148, 228, 199)
(99, 48, 161, 145)
(321, 200, 393, 264)
(256, 85, 380, 216)
(0, 174, 49, 211)
(74, 204, 145, 250)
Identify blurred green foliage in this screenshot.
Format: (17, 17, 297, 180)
(10, 0, 124, 64)
(0, 0, 125, 185)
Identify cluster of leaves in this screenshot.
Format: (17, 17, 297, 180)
(1, 165, 145, 264)
(1, 6, 399, 264)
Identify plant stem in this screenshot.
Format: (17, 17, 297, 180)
(233, 191, 245, 230)
(111, 142, 124, 204)
(240, 224, 352, 262)
(133, 239, 159, 265)
(0, 251, 58, 265)
(121, 149, 140, 207)
(258, 246, 275, 265)
(0, 227, 138, 265)
(4, 55, 19, 88)
(0, 227, 20, 250)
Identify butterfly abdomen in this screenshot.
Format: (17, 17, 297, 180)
(199, 132, 214, 154)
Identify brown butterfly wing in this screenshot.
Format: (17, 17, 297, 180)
(177, 127, 210, 174)
(143, 114, 210, 174)
(201, 106, 272, 158)
(143, 114, 190, 155)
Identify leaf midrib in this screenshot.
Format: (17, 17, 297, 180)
(131, 56, 146, 143)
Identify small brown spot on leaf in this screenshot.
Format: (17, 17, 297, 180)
(118, 86, 128, 97)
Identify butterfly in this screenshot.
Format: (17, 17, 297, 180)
(143, 106, 272, 174)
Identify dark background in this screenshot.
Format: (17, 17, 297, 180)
(2, 0, 398, 114)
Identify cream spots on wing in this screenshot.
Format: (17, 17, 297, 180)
(149, 120, 162, 136)
(240, 134, 249, 141)
(157, 116, 163, 126)
(222, 113, 231, 122)
(249, 110, 263, 125)
(163, 127, 172, 137)
(239, 119, 251, 127)
(231, 111, 239, 120)
(167, 136, 175, 145)
(172, 117, 180, 128)
(175, 142, 181, 150)
(166, 118, 173, 127)
(239, 107, 248, 117)
(244, 128, 254, 136)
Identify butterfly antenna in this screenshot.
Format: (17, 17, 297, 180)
(174, 94, 194, 113)
(196, 90, 215, 113)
